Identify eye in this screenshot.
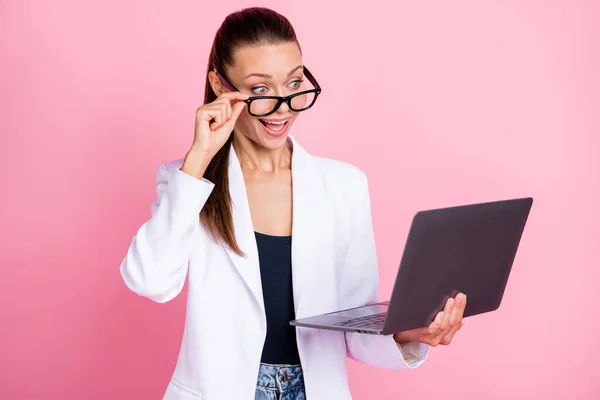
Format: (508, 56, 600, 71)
(289, 79, 304, 90)
(252, 85, 268, 95)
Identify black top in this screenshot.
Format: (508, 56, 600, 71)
(254, 231, 301, 365)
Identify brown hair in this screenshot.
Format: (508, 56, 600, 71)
(200, 7, 300, 255)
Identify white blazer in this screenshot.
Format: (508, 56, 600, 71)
(120, 136, 429, 400)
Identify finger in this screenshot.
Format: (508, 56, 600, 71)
(213, 97, 233, 120)
(440, 318, 466, 345)
(217, 102, 232, 125)
(218, 91, 249, 102)
(440, 297, 455, 332)
(198, 108, 225, 131)
(429, 300, 455, 346)
(207, 103, 232, 131)
(449, 293, 467, 332)
(222, 100, 246, 130)
(433, 311, 445, 333)
(208, 108, 226, 131)
(406, 315, 442, 339)
(422, 312, 447, 346)
(458, 293, 467, 313)
(404, 313, 443, 344)
(439, 296, 467, 345)
(422, 312, 441, 337)
(440, 326, 458, 346)
(440, 314, 464, 345)
(423, 311, 444, 339)
(198, 105, 224, 123)
(447, 295, 464, 329)
(456, 293, 467, 321)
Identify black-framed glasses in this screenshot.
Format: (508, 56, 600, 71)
(214, 66, 322, 117)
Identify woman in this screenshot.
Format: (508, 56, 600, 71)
(120, 7, 466, 400)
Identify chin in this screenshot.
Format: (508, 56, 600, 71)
(254, 118, 295, 148)
(258, 131, 290, 149)
(236, 116, 296, 149)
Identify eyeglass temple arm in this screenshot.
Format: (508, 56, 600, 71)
(302, 67, 321, 90)
(212, 68, 240, 92)
(213, 66, 320, 92)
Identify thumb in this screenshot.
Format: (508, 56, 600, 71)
(224, 101, 246, 129)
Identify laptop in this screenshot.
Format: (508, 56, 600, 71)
(290, 197, 533, 335)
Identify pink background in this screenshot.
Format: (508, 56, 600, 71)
(1, 0, 598, 398)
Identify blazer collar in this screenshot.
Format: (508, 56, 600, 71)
(225, 135, 326, 317)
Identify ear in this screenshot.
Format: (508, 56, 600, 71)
(208, 70, 226, 97)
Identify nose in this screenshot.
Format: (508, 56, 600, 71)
(277, 101, 290, 114)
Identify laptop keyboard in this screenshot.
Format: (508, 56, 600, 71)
(334, 312, 387, 330)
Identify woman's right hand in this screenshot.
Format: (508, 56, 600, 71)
(182, 92, 248, 179)
(192, 92, 249, 158)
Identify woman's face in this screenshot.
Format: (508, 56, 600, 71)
(210, 41, 305, 150)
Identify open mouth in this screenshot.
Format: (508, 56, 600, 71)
(259, 118, 290, 135)
(259, 119, 288, 128)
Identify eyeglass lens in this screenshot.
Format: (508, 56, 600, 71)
(249, 92, 317, 115)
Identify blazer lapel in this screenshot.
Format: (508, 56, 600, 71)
(226, 144, 264, 313)
(224, 136, 330, 318)
(289, 136, 332, 318)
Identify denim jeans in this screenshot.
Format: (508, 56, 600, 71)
(255, 363, 306, 400)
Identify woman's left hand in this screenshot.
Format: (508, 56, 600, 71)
(393, 293, 467, 347)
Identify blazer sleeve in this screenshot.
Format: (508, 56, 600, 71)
(120, 163, 215, 303)
(340, 171, 430, 369)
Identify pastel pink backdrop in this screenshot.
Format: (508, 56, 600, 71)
(1, 0, 598, 398)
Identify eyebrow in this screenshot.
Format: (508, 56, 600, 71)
(244, 65, 303, 80)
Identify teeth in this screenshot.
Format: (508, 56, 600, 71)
(263, 120, 286, 125)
